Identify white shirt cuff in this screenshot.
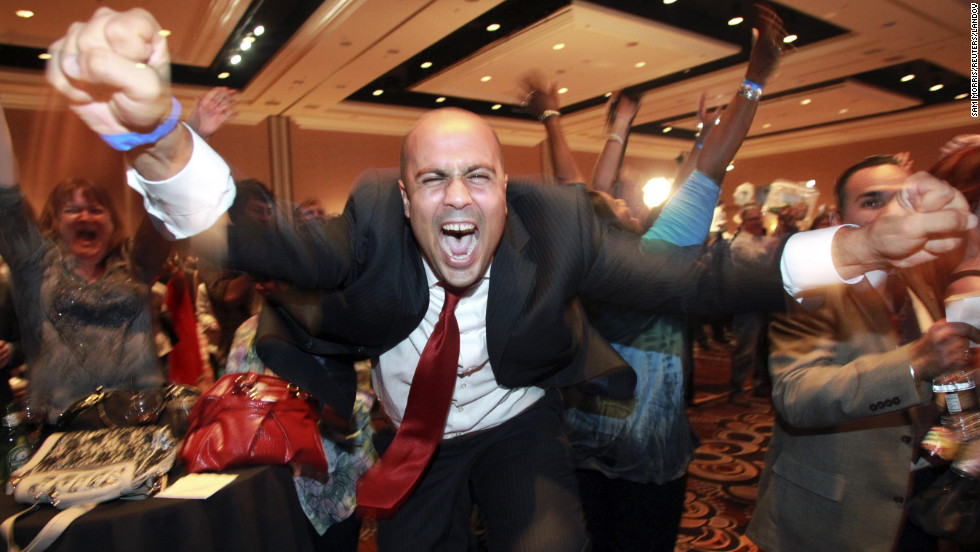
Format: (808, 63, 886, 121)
(781, 225, 863, 299)
(126, 123, 236, 240)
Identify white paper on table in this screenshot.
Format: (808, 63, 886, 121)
(156, 473, 238, 499)
(945, 292, 980, 347)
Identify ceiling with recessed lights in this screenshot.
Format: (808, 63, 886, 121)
(0, 0, 974, 161)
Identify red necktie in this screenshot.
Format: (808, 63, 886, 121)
(356, 288, 462, 519)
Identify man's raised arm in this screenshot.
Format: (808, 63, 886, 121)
(46, 7, 234, 239)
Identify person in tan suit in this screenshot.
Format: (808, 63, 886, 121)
(746, 155, 980, 552)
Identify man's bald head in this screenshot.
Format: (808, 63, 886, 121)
(400, 108, 503, 179)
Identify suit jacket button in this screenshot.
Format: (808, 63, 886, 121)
(901, 435, 912, 444)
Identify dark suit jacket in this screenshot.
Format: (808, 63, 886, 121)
(224, 170, 787, 416)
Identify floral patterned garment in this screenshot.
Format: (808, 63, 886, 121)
(225, 315, 378, 535)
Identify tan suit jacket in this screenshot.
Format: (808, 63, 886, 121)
(746, 269, 943, 552)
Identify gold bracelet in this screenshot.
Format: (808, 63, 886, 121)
(539, 110, 561, 122)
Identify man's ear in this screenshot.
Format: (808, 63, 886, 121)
(503, 174, 508, 215)
(398, 179, 410, 218)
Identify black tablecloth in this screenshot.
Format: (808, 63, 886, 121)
(0, 465, 316, 552)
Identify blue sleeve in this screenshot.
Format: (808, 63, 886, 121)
(641, 170, 720, 247)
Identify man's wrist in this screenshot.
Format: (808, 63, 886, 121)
(831, 225, 884, 281)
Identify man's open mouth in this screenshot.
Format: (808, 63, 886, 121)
(441, 222, 477, 263)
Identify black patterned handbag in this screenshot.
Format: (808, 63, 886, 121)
(0, 424, 179, 551)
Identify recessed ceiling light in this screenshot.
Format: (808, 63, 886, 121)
(838, 108, 848, 114)
(240, 40, 252, 50)
(553, 43, 565, 50)
(800, 98, 812, 105)
(728, 17, 743, 26)
(634, 61, 646, 68)
(901, 74, 915, 82)
(158, 30, 171, 37)
(663, 0, 677, 4)
(480, 75, 492, 82)
(38, 52, 51, 60)
(253, 25, 265, 36)
(762, 123, 772, 129)
(372, 89, 384, 96)
(486, 23, 500, 32)
(491, 104, 502, 110)
(435, 97, 446, 103)
(230, 54, 242, 65)
(217, 72, 230, 79)
(420, 61, 433, 69)
(929, 83, 944, 92)
(806, 180, 816, 188)
(783, 34, 798, 43)
(243, 36, 255, 44)
(726, 163, 735, 172)
(662, 127, 672, 133)
(15, 10, 33, 18)
(955, 92, 968, 99)
(558, 87, 568, 94)
(604, 92, 613, 97)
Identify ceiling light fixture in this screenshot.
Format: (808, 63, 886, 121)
(230, 54, 242, 65)
(480, 75, 492, 82)
(486, 23, 500, 32)
(420, 61, 433, 69)
(254, 25, 265, 36)
(643, 177, 672, 208)
(929, 83, 944, 92)
(372, 89, 384, 96)
(783, 34, 798, 43)
(240, 40, 252, 50)
(728, 17, 743, 26)
(218, 72, 230, 79)
(800, 98, 812, 105)
(435, 97, 446, 103)
(558, 87, 568, 94)
(634, 61, 646, 68)
(553, 43, 565, 50)
(38, 53, 51, 60)
(15, 10, 33, 18)
(901, 74, 915, 82)
(663, 0, 677, 4)
(762, 123, 771, 129)
(955, 92, 968, 99)
(838, 108, 848, 114)
(491, 104, 502, 110)
(806, 180, 816, 188)
(726, 163, 735, 172)
(662, 127, 672, 133)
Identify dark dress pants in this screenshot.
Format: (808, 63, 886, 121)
(376, 390, 589, 552)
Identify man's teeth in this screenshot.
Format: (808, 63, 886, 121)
(443, 223, 475, 234)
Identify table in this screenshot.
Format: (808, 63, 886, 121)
(0, 465, 316, 552)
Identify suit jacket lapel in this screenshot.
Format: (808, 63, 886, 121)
(486, 209, 535, 368)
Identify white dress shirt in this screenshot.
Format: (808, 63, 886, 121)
(374, 262, 544, 437)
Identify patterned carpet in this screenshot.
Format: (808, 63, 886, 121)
(678, 337, 772, 552)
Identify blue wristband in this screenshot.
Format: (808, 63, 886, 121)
(742, 79, 763, 93)
(99, 96, 181, 152)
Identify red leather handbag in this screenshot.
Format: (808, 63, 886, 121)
(180, 372, 329, 473)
